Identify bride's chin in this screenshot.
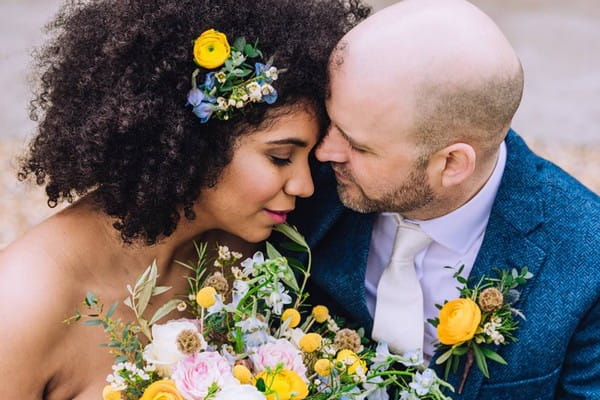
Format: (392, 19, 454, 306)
(238, 226, 273, 244)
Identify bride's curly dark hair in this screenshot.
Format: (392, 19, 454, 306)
(19, 0, 370, 244)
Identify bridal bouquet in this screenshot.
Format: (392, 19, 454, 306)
(71, 224, 452, 400)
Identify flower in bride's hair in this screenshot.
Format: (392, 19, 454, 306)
(143, 319, 205, 377)
(193, 29, 231, 69)
(437, 298, 482, 345)
(140, 380, 184, 400)
(172, 352, 236, 400)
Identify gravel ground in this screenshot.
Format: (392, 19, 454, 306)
(1, 136, 598, 249)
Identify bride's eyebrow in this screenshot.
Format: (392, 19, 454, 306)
(266, 138, 308, 147)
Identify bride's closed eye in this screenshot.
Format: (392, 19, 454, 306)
(269, 155, 292, 166)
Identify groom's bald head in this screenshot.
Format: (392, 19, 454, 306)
(328, 0, 523, 157)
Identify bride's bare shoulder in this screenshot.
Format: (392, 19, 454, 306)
(0, 219, 90, 398)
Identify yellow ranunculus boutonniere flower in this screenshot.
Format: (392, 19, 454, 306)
(437, 298, 481, 345)
(140, 380, 184, 400)
(193, 29, 231, 69)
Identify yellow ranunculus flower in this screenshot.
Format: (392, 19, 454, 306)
(255, 369, 308, 400)
(102, 385, 121, 400)
(336, 349, 367, 375)
(437, 298, 482, 345)
(314, 359, 332, 376)
(282, 308, 301, 328)
(299, 332, 322, 353)
(234, 364, 253, 384)
(311, 305, 329, 323)
(193, 29, 231, 69)
(140, 380, 184, 400)
(196, 286, 217, 308)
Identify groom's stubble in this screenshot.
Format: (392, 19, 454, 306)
(331, 159, 434, 215)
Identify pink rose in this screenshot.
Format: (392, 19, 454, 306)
(172, 352, 235, 400)
(250, 339, 307, 379)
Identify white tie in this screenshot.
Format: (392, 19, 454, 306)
(372, 215, 432, 355)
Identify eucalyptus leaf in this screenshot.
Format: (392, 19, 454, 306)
(473, 344, 490, 378)
(435, 348, 454, 365)
(152, 286, 172, 296)
(136, 261, 159, 317)
(274, 258, 300, 292)
(272, 224, 308, 249)
(266, 242, 283, 260)
(481, 347, 508, 365)
(106, 302, 118, 318)
(149, 299, 182, 325)
(123, 297, 133, 310)
(83, 319, 103, 326)
(452, 346, 469, 356)
(233, 37, 246, 51)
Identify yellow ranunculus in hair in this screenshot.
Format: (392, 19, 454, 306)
(233, 364, 253, 384)
(282, 308, 301, 328)
(193, 29, 231, 69)
(335, 349, 367, 375)
(437, 298, 482, 345)
(314, 359, 332, 376)
(311, 305, 329, 323)
(299, 332, 322, 353)
(255, 369, 308, 400)
(102, 385, 121, 400)
(196, 286, 217, 308)
(140, 380, 184, 400)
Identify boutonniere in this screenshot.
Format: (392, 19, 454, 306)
(428, 266, 533, 393)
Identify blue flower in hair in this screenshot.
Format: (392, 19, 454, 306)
(192, 102, 215, 123)
(203, 72, 216, 90)
(187, 88, 205, 107)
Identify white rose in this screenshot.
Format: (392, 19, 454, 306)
(214, 383, 266, 400)
(143, 319, 205, 377)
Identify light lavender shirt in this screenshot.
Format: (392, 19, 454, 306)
(365, 142, 507, 361)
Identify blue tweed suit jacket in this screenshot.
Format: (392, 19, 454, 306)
(287, 131, 600, 399)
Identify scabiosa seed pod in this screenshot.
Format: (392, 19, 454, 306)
(176, 329, 206, 355)
(478, 287, 504, 312)
(334, 328, 361, 352)
(204, 272, 229, 296)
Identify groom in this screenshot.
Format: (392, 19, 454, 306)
(289, 0, 600, 398)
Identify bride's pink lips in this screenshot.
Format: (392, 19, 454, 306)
(265, 209, 292, 224)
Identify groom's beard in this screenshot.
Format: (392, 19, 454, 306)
(332, 163, 434, 214)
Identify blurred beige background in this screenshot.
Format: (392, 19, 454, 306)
(1, 0, 599, 248)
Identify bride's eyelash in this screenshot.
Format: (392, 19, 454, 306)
(269, 155, 292, 166)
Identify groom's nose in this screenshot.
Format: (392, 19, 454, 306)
(315, 126, 349, 163)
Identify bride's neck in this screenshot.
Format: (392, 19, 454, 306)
(62, 196, 211, 282)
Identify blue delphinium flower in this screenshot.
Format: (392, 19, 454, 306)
(187, 88, 205, 106)
(262, 86, 278, 104)
(203, 72, 216, 90)
(192, 101, 215, 123)
(409, 369, 438, 396)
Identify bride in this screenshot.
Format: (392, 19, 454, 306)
(0, 0, 369, 398)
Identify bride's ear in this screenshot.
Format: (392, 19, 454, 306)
(428, 143, 476, 188)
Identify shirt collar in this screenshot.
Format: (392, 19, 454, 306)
(408, 141, 507, 254)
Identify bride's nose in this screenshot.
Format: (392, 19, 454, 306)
(284, 163, 314, 198)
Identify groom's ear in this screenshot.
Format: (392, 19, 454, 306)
(429, 143, 476, 188)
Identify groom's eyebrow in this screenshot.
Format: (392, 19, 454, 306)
(266, 138, 309, 147)
(335, 124, 373, 152)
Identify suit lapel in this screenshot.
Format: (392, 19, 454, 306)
(430, 132, 548, 399)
